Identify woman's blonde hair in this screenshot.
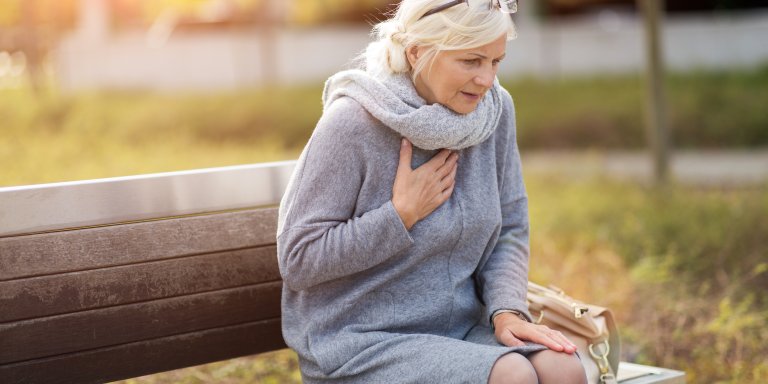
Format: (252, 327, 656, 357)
(362, 0, 517, 82)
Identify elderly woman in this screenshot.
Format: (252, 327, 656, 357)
(277, 1, 587, 383)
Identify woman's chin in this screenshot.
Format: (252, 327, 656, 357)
(447, 102, 480, 115)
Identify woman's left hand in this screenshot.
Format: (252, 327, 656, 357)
(493, 313, 578, 354)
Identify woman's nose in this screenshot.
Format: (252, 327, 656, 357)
(474, 68, 495, 88)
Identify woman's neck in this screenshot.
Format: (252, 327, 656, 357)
(411, 73, 437, 105)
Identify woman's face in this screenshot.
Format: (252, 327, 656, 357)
(407, 34, 507, 115)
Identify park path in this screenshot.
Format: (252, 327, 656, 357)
(521, 149, 768, 187)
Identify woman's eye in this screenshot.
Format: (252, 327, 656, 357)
(463, 59, 479, 65)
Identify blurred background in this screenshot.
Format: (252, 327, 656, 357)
(1, 0, 767, 383)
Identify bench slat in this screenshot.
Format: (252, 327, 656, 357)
(0, 208, 278, 281)
(0, 282, 282, 365)
(0, 246, 279, 323)
(0, 318, 285, 384)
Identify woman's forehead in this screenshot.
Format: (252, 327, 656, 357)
(449, 37, 507, 57)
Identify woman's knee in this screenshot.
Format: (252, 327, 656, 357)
(528, 350, 587, 384)
(488, 353, 537, 384)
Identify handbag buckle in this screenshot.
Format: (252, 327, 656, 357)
(572, 304, 589, 318)
(599, 372, 617, 384)
(588, 340, 612, 376)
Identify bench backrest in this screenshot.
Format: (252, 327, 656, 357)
(0, 162, 295, 384)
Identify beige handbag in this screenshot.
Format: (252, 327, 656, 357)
(527, 281, 621, 384)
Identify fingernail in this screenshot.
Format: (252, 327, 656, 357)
(401, 138, 406, 147)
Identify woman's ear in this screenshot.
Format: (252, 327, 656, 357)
(405, 45, 420, 68)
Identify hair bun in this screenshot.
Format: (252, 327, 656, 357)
(385, 21, 407, 47)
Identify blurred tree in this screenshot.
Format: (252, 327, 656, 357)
(0, 1, 21, 27)
(0, 0, 77, 92)
(20, 0, 41, 92)
(0, 0, 77, 29)
(136, 0, 266, 24)
(543, 0, 768, 15)
(290, 0, 394, 25)
(639, 0, 670, 184)
(142, 0, 227, 20)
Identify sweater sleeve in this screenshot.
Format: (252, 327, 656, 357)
(476, 94, 533, 324)
(277, 98, 414, 291)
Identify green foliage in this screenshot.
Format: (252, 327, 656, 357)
(666, 65, 768, 148)
(526, 176, 768, 383)
(507, 74, 646, 149)
(504, 63, 768, 149)
(0, 86, 318, 186)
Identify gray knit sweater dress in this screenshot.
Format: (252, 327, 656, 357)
(277, 70, 546, 383)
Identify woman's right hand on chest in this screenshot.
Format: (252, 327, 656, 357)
(392, 138, 458, 231)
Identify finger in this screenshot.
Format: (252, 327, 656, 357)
(536, 330, 569, 352)
(498, 329, 526, 348)
(550, 331, 578, 353)
(563, 335, 579, 350)
(424, 149, 452, 170)
(542, 329, 573, 348)
(429, 180, 454, 207)
(520, 326, 562, 351)
(434, 152, 459, 178)
(440, 181, 455, 200)
(398, 138, 413, 172)
(439, 163, 457, 190)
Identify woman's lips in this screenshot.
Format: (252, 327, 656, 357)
(461, 91, 481, 101)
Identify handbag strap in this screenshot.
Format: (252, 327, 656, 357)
(588, 339, 618, 384)
(590, 306, 621, 375)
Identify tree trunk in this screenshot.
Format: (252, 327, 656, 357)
(21, 0, 42, 94)
(640, 0, 671, 184)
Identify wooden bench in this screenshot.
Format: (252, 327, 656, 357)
(0, 162, 685, 384)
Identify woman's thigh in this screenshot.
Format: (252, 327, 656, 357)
(300, 333, 533, 384)
(527, 349, 587, 384)
(488, 353, 538, 384)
